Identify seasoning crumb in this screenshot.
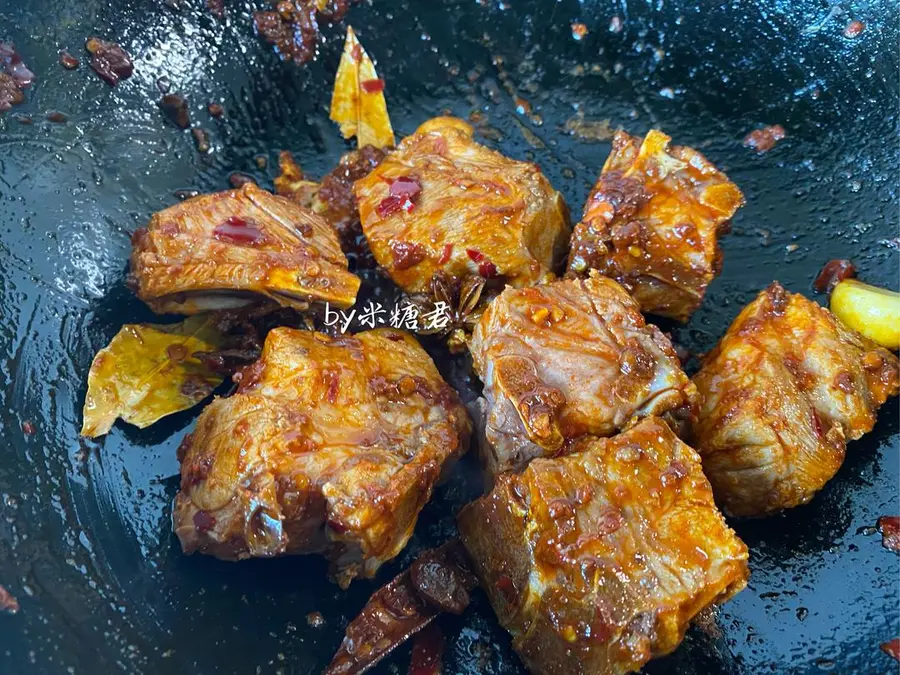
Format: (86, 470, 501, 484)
(254, 155, 268, 170)
(228, 172, 256, 189)
(207, 102, 224, 118)
(877, 516, 900, 553)
(59, 51, 80, 69)
(160, 93, 190, 129)
(843, 20, 865, 39)
(22, 420, 35, 435)
(174, 189, 201, 200)
(0, 585, 19, 614)
(192, 127, 211, 153)
(609, 16, 624, 33)
(12, 113, 32, 125)
(571, 23, 589, 41)
(206, 0, 225, 18)
(45, 111, 68, 124)
(156, 76, 171, 94)
(306, 611, 325, 628)
(743, 124, 786, 153)
(785, 243, 799, 253)
(85, 37, 133, 86)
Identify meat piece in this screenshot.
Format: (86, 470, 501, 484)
(355, 117, 570, 295)
(130, 183, 360, 315)
(458, 416, 749, 675)
(173, 328, 470, 587)
(469, 271, 698, 480)
(325, 541, 475, 675)
(691, 283, 899, 517)
(567, 129, 744, 321)
(84, 37, 133, 86)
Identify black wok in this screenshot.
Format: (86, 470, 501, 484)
(0, 0, 897, 673)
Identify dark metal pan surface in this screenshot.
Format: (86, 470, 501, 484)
(0, 0, 897, 673)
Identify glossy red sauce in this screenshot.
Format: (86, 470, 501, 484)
(213, 216, 266, 245)
(361, 78, 385, 93)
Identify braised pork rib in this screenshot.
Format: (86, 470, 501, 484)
(567, 129, 744, 321)
(130, 183, 360, 315)
(173, 327, 470, 587)
(458, 416, 749, 675)
(691, 282, 899, 516)
(355, 116, 570, 295)
(469, 271, 697, 480)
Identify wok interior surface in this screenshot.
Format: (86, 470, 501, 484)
(0, 0, 897, 672)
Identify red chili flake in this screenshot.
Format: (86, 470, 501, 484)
(466, 248, 498, 279)
(844, 20, 865, 38)
(390, 175, 422, 200)
(881, 638, 900, 661)
(877, 516, 900, 553)
(391, 241, 427, 270)
(361, 78, 385, 93)
(193, 510, 216, 533)
(213, 216, 266, 246)
(306, 611, 325, 628)
(409, 624, 445, 675)
(21, 420, 35, 436)
(813, 259, 856, 294)
(438, 243, 453, 265)
(378, 176, 422, 218)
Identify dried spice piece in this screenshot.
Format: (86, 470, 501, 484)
(813, 259, 856, 294)
(0, 585, 19, 614)
(81, 315, 227, 437)
(85, 37, 133, 86)
(743, 124, 786, 153)
(877, 516, 900, 553)
(192, 127, 211, 153)
(0, 42, 34, 112)
(59, 51, 80, 69)
(207, 101, 224, 118)
(330, 26, 395, 149)
(160, 93, 190, 129)
(274, 151, 321, 210)
(325, 541, 475, 675)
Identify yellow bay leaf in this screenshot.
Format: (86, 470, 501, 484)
(81, 315, 227, 438)
(329, 26, 394, 149)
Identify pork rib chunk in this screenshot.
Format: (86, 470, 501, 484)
(691, 282, 899, 517)
(567, 129, 744, 321)
(469, 271, 697, 481)
(355, 116, 570, 295)
(173, 327, 470, 588)
(458, 416, 749, 675)
(130, 183, 360, 315)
